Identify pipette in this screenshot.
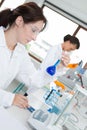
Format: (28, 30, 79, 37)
(24, 93, 35, 112)
(46, 59, 61, 76)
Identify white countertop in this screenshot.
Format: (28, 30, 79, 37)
(4, 80, 47, 130)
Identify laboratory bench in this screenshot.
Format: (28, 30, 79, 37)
(4, 79, 47, 130)
(1, 79, 87, 130)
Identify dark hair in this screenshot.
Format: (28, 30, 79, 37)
(0, 2, 47, 30)
(64, 34, 80, 49)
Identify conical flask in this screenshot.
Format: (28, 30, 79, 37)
(46, 59, 61, 76)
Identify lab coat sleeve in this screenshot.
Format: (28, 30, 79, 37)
(0, 89, 15, 107)
(29, 69, 54, 89)
(16, 44, 66, 90)
(15, 51, 53, 89)
(15, 52, 37, 88)
(28, 45, 64, 89)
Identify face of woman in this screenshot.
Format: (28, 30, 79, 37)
(62, 41, 77, 52)
(16, 16, 44, 44)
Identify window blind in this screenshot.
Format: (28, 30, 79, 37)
(44, 0, 87, 29)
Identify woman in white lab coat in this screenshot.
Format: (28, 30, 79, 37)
(40, 34, 80, 72)
(0, 2, 47, 108)
(0, 2, 79, 109)
(33, 34, 80, 88)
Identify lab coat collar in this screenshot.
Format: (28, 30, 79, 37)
(0, 26, 6, 47)
(15, 43, 26, 53)
(0, 26, 26, 54)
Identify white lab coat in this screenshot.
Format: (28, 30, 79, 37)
(0, 26, 66, 107)
(0, 26, 37, 107)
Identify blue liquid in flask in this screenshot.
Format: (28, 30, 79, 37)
(46, 59, 61, 76)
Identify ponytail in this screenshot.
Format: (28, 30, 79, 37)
(0, 8, 12, 28)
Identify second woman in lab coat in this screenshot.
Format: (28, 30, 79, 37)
(32, 34, 80, 89)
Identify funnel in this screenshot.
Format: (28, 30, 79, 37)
(46, 59, 61, 76)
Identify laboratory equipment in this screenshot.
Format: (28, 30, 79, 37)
(46, 59, 61, 76)
(77, 74, 84, 88)
(27, 85, 87, 130)
(24, 93, 35, 113)
(54, 80, 66, 90)
(43, 87, 73, 115)
(43, 88, 63, 114)
(54, 85, 87, 130)
(27, 106, 35, 113)
(27, 109, 59, 130)
(67, 63, 78, 69)
(57, 60, 87, 90)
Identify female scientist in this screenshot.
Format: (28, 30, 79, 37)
(42, 34, 80, 72)
(0, 2, 47, 108)
(0, 2, 79, 109)
(32, 34, 80, 89)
